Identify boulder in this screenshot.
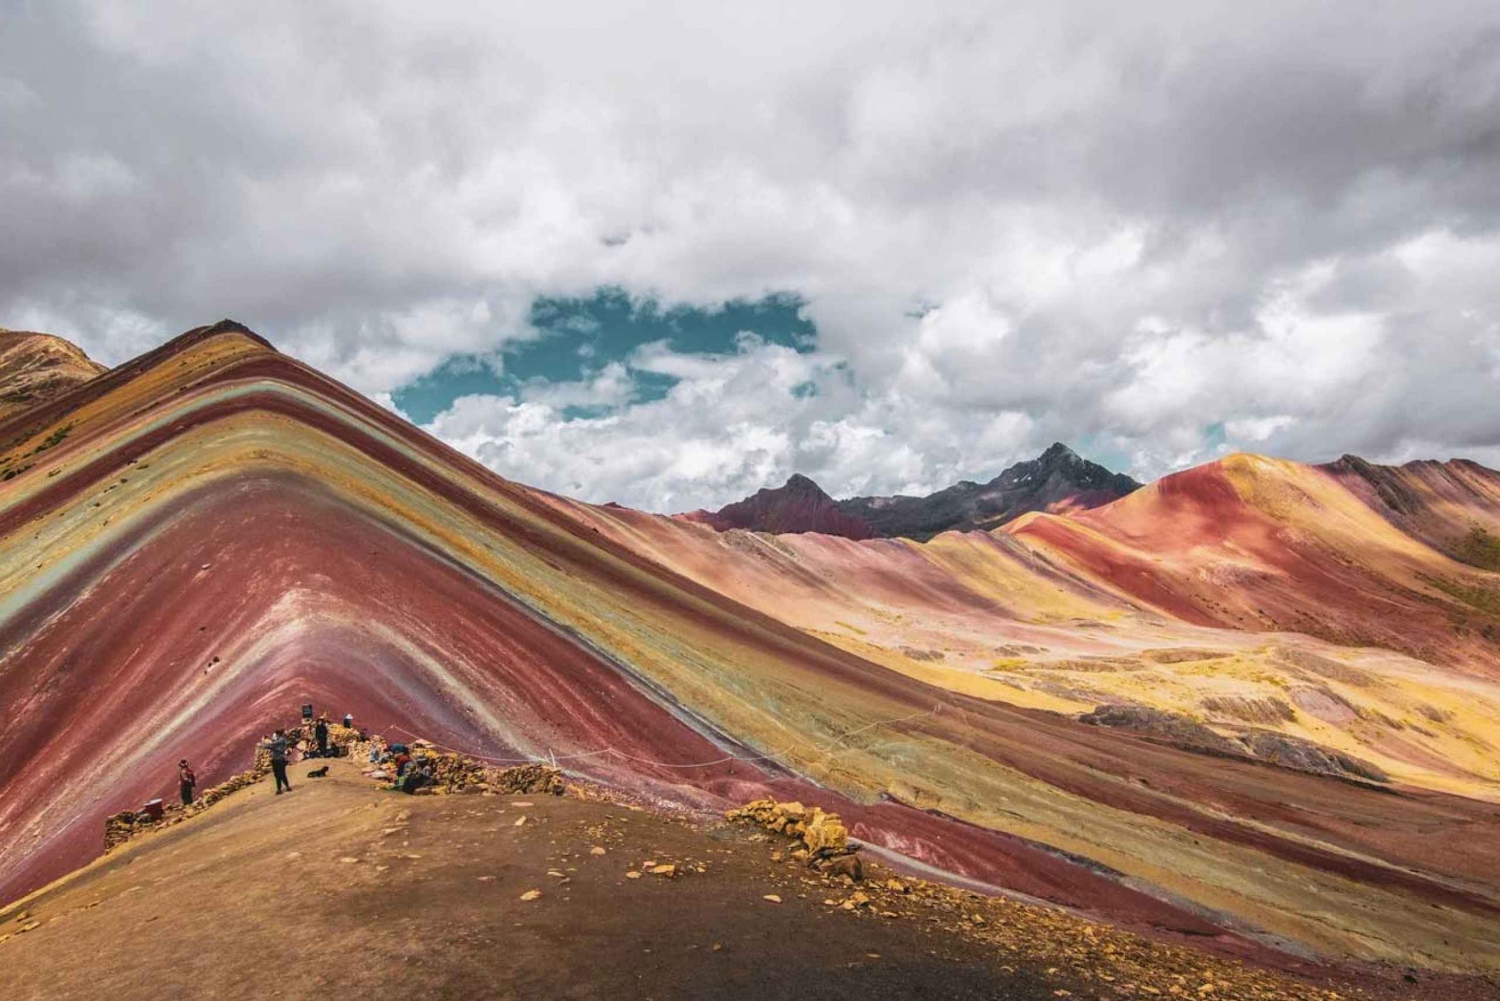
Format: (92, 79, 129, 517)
(821, 853, 863, 882)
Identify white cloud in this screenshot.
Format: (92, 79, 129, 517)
(4, 1, 1500, 507)
(1225, 416, 1298, 442)
(424, 336, 1029, 510)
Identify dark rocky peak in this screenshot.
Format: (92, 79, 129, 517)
(778, 473, 834, 499)
(700, 472, 872, 539)
(1039, 442, 1080, 463)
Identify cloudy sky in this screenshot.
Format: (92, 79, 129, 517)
(4, 1, 1500, 511)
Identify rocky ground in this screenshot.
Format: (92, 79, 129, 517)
(0, 758, 1489, 1000)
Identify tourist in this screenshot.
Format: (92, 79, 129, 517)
(314, 715, 329, 757)
(263, 729, 293, 794)
(178, 759, 196, 806)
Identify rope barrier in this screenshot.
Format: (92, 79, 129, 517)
(368, 701, 946, 775)
(371, 722, 790, 770)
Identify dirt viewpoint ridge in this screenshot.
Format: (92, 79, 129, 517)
(2, 753, 1482, 1000)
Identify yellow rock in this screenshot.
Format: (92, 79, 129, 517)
(519, 889, 542, 901)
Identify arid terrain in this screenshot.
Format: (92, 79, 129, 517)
(4, 759, 1485, 1001)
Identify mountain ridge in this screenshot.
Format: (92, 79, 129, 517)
(692, 442, 1142, 541)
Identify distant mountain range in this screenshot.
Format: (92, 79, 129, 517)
(688, 442, 1142, 540)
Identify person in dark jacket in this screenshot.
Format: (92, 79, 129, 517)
(314, 716, 329, 757)
(262, 729, 292, 794)
(178, 759, 197, 806)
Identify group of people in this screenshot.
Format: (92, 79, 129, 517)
(174, 711, 358, 804)
(369, 741, 434, 794)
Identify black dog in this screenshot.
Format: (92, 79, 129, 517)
(306, 765, 330, 778)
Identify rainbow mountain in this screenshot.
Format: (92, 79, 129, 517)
(2, 322, 1499, 977)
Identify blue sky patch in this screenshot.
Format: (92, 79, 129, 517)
(392, 288, 815, 423)
(1072, 433, 1136, 478)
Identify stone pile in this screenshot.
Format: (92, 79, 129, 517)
(406, 753, 565, 796)
(725, 798, 858, 873)
(414, 750, 483, 793)
(196, 756, 271, 807)
(355, 735, 566, 797)
(489, 762, 566, 796)
(103, 810, 153, 851)
(289, 722, 361, 757)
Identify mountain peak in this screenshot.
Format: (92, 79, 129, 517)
(700, 472, 872, 538)
(781, 472, 831, 497)
(1040, 442, 1079, 462)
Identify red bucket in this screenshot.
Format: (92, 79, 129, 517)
(140, 798, 164, 821)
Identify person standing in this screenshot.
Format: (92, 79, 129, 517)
(178, 759, 197, 806)
(314, 716, 329, 757)
(263, 729, 292, 794)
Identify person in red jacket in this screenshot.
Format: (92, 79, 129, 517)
(178, 759, 197, 806)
